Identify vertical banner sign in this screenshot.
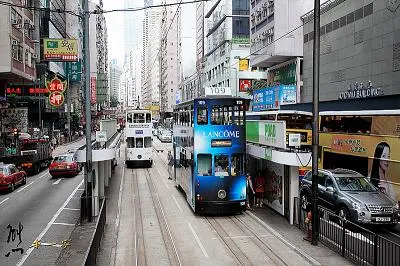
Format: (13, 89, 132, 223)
(90, 77, 97, 104)
(66, 60, 82, 81)
(239, 59, 249, 71)
(47, 77, 66, 107)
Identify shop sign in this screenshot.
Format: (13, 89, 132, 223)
(29, 88, 49, 94)
(204, 87, 231, 96)
(231, 37, 250, 44)
(66, 60, 82, 82)
(268, 63, 296, 86)
(49, 91, 64, 107)
(90, 77, 96, 104)
(338, 81, 383, 100)
(288, 133, 301, 147)
(96, 131, 107, 142)
(6, 87, 22, 94)
(43, 38, 78, 62)
(252, 87, 277, 111)
(239, 79, 251, 92)
(264, 148, 272, 160)
(257, 120, 286, 149)
(238, 59, 249, 71)
(278, 85, 297, 105)
(47, 77, 67, 93)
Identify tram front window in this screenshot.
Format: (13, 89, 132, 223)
(134, 113, 145, 123)
(126, 137, 134, 148)
(215, 154, 229, 176)
(198, 154, 212, 176)
(144, 137, 152, 148)
(146, 113, 151, 123)
(136, 137, 143, 148)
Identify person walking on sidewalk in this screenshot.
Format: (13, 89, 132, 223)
(255, 171, 266, 208)
(246, 174, 255, 211)
(167, 151, 173, 180)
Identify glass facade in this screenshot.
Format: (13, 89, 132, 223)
(232, 0, 249, 38)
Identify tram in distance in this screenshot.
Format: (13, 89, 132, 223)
(124, 109, 153, 168)
(173, 96, 247, 214)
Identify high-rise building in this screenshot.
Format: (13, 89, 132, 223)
(160, 0, 179, 116)
(109, 59, 122, 106)
(141, 4, 162, 109)
(203, 0, 267, 98)
(249, 0, 313, 109)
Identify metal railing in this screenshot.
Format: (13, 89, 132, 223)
(294, 197, 400, 266)
(82, 198, 106, 266)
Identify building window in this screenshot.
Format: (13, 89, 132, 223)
(18, 45, 23, 61)
(25, 50, 29, 66)
(232, 17, 250, 38)
(11, 8, 17, 23)
(11, 41, 18, 60)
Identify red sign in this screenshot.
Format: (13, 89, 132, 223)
(6, 87, 22, 94)
(239, 79, 252, 92)
(47, 77, 67, 93)
(28, 88, 49, 94)
(49, 91, 65, 107)
(90, 77, 96, 104)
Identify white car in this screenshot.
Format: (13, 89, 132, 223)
(159, 130, 172, 142)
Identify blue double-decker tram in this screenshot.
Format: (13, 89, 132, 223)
(173, 96, 247, 214)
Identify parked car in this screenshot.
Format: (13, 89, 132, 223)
(300, 168, 399, 227)
(49, 154, 80, 178)
(0, 163, 26, 192)
(159, 129, 172, 143)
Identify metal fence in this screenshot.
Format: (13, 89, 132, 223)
(294, 197, 400, 266)
(83, 198, 106, 266)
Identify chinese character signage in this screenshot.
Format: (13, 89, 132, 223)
(46, 77, 67, 107)
(267, 63, 296, 87)
(90, 77, 96, 104)
(279, 85, 297, 105)
(239, 79, 252, 92)
(6, 87, 49, 95)
(43, 38, 78, 62)
(6, 88, 22, 94)
(66, 60, 82, 82)
(239, 59, 249, 71)
(48, 91, 64, 107)
(252, 85, 297, 111)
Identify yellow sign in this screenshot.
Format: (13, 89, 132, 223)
(43, 38, 78, 61)
(32, 239, 41, 249)
(239, 59, 249, 71)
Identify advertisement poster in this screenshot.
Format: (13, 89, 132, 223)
(252, 87, 277, 111)
(239, 79, 251, 92)
(320, 132, 400, 204)
(265, 161, 284, 215)
(279, 85, 297, 105)
(43, 38, 78, 61)
(90, 77, 97, 104)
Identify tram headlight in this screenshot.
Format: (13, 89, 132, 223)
(137, 155, 142, 159)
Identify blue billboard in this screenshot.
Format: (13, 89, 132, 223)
(252, 85, 297, 111)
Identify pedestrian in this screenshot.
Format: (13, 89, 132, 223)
(246, 174, 255, 211)
(167, 151, 173, 180)
(255, 171, 266, 208)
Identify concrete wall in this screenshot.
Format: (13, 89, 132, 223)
(302, 0, 400, 103)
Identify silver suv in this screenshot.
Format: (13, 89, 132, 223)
(300, 168, 399, 226)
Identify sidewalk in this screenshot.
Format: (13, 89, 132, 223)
(250, 206, 353, 266)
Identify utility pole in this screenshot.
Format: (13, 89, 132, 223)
(83, 0, 93, 222)
(66, 67, 71, 141)
(311, 0, 321, 245)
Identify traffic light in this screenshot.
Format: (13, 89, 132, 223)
(13, 128, 18, 136)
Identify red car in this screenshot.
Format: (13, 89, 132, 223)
(49, 154, 80, 178)
(0, 163, 27, 192)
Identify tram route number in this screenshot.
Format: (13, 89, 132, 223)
(205, 87, 231, 96)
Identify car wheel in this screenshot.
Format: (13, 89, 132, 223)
(300, 191, 311, 211)
(22, 175, 26, 185)
(34, 165, 40, 174)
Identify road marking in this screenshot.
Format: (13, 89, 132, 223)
(247, 212, 321, 266)
(52, 178, 63, 185)
(53, 222, 75, 226)
(172, 195, 183, 213)
(163, 178, 170, 189)
(115, 166, 125, 227)
(0, 197, 9, 206)
(188, 222, 209, 258)
(77, 188, 85, 191)
(17, 180, 36, 193)
(16, 179, 84, 266)
(63, 208, 80, 211)
(37, 172, 49, 179)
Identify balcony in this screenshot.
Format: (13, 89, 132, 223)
(12, 59, 24, 72)
(25, 65, 35, 77)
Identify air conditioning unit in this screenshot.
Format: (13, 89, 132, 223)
(32, 54, 38, 59)
(16, 24, 23, 29)
(11, 19, 18, 25)
(12, 40, 18, 45)
(257, 7, 262, 12)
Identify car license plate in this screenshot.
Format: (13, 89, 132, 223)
(58, 165, 66, 169)
(376, 217, 391, 222)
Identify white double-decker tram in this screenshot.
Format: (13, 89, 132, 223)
(124, 109, 153, 168)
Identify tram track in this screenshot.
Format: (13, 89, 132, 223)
(132, 168, 147, 266)
(144, 167, 182, 266)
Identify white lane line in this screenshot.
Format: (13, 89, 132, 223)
(115, 166, 125, 227)
(77, 188, 85, 191)
(52, 222, 75, 226)
(37, 172, 49, 179)
(16, 179, 84, 266)
(0, 197, 9, 206)
(212, 234, 272, 240)
(52, 178, 63, 185)
(188, 222, 209, 258)
(172, 195, 183, 213)
(17, 180, 36, 193)
(247, 212, 321, 266)
(63, 208, 80, 211)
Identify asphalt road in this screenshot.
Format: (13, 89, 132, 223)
(0, 138, 86, 266)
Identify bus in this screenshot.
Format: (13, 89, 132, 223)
(124, 109, 153, 168)
(319, 109, 400, 204)
(173, 97, 247, 214)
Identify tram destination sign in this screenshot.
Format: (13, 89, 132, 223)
(204, 87, 232, 96)
(211, 139, 232, 147)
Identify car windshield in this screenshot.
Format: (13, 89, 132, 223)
(335, 177, 377, 192)
(0, 167, 5, 175)
(54, 156, 73, 163)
